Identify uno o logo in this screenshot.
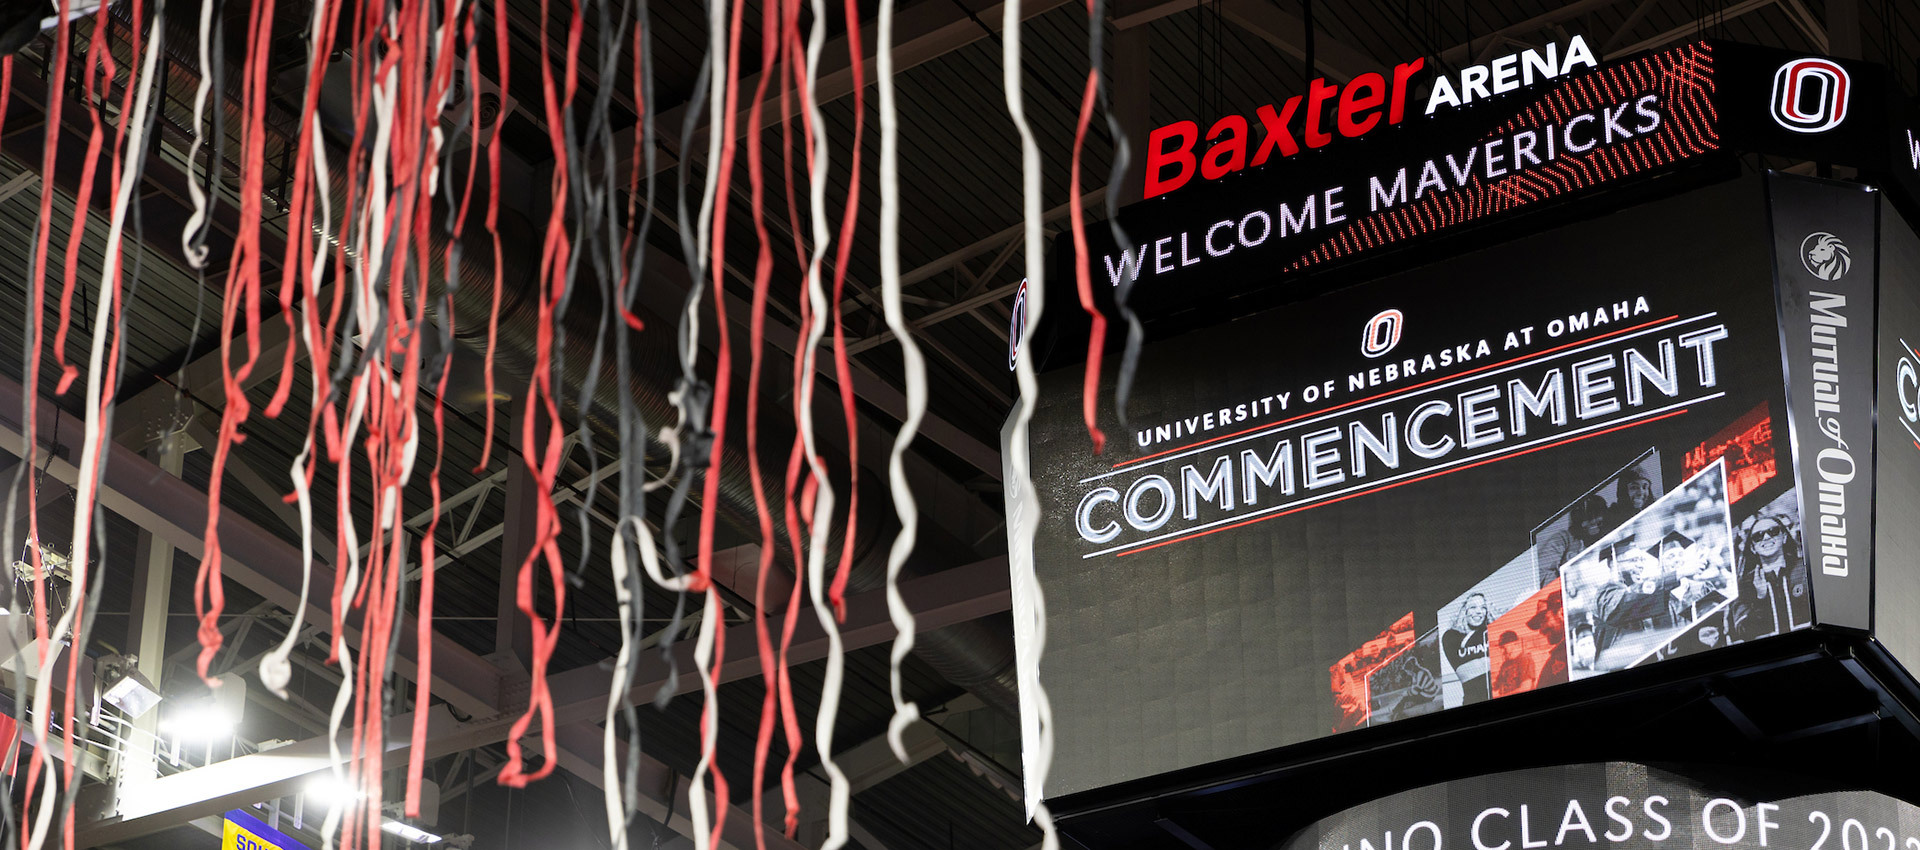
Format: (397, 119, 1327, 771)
(1007, 280, 1028, 371)
(1361, 309, 1403, 359)
(1898, 353, 1918, 429)
(1771, 58, 1850, 134)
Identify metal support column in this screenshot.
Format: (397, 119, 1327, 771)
(115, 435, 186, 808)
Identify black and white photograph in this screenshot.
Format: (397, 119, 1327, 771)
(1634, 607, 1734, 668)
(1366, 629, 1446, 725)
(1561, 459, 1736, 678)
(1530, 449, 1665, 586)
(1725, 488, 1813, 644)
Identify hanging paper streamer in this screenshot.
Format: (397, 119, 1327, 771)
(0, 0, 1108, 844)
(874, 0, 926, 763)
(1002, 2, 1062, 848)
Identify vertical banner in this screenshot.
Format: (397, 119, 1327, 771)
(1769, 173, 1879, 630)
(1875, 201, 1920, 664)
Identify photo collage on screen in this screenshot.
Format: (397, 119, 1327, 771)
(1331, 612, 1416, 733)
(1560, 459, 1735, 678)
(1530, 450, 1665, 588)
(1331, 401, 1809, 731)
(1429, 553, 1538, 709)
(1365, 629, 1444, 725)
(1683, 403, 1778, 503)
(1643, 487, 1811, 660)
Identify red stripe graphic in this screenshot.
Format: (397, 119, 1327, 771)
(1112, 314, 1683, 471)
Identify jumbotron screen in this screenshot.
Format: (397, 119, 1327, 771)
(1279, 762, 1920, 850)
(1009, 176, 1839, 801)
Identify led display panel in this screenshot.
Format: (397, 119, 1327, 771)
(1875, 199, 1920, 662)
(1276, 762, 1920, 850)
(1008, 176, 1814, 802)
(1052, 41, 1724, 336)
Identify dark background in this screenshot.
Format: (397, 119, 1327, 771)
(1875, 199, 1920, 673)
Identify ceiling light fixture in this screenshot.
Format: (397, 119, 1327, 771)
(380, 820, 444, 844)
(95, 655, 161, 718)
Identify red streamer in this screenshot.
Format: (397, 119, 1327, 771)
(1068, 62, 1109, 454)
(499, 0, 582, 789)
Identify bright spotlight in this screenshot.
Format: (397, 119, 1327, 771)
(158, 703, 233, 740)
(303, 776, 364, 810)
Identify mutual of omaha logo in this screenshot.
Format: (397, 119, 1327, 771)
(1007, 279, 1028, 371)
(1770, 58, 1850, 134)
(1801, 232, 1851, 280)
(1361, 309, 1404, 358)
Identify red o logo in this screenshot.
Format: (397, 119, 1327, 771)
(1771, 58, 1850, 134)
(1361, 309, 1403, 359)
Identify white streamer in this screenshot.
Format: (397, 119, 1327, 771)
(1002, 1, 1060, 845)
(798, 0, 851, 843)
(318, 631, 357, 850)
(873, 0, 923, 761)
(603, 520, 650, 850)
(319, 376, 370, 850)
(682, 0, 729, 379)
(179, 0, 217, 269)
(685, 581, 722, 850)
(27, 8, 166, 850)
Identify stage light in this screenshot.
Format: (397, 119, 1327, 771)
(381, 820, 444, 844)
(304, 776, 363, 810)
(158, 703, 233, 740)
(97, 655, 161, 718)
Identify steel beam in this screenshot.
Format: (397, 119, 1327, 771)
(1216, 0, 1384, 82)
(0, 374, 505, 720)
(899, 189, 1103, 294)
(1436, 0, 1623, 66)
(1600, 0, 1666, 53)
(182, 421, 337, 556)
(630, 237, 1004, 482)
(845, 283, 1020, 357)
(1780, 0, 1834, 53)
(837, 720, 945, 794)
(113, 318, 293, 448)
(116, 441, 183, 809)
(1110, 0, 1382, 82)
(548, 723, 808, 850)
(1607, 0, 1778, 57)
(546, 555, 1010, 711)
(624, 0, 1078, 179)
(75, 706, 468, 846)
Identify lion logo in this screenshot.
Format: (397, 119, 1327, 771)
(1801, 232, 1851, 281)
